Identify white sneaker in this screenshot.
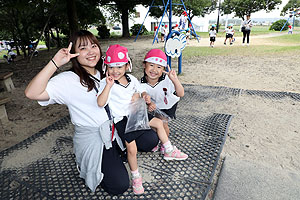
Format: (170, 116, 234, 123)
(246, 43, 250, 46)
(242, 43, 245, 46)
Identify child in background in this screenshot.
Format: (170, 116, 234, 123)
(209, 24, 217, 47)
(154, 25, 159, 43)
(288, 25, 293, 34)
(164, 24, 168, 41)
(140, 49, 185, 154)
(160, 23, 165, 42)
(186, 28, 190, 44)
(97, 45, 188, 195)
(224, 24, 235, 45)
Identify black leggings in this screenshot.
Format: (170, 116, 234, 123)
(243, 30, 251, 44)
(115, 117, 159, 152)
(100, 141, 129, 195)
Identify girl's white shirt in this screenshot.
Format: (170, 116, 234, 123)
(98, 74, 145, 124)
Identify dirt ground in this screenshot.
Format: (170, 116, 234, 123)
(0, 32, 300, 175)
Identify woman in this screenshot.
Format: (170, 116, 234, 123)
(25, 30, 158, 194)
(242, 14, 253, 46)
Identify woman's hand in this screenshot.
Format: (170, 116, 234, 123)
(52, 42, 79, 68)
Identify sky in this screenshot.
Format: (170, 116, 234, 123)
(207, 0, 290, 20)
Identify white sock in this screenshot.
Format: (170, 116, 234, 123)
(163, 140, 173, 153)
(131, 169, 140, 179)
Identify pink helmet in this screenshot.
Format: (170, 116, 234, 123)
(104, 44, 132, 72)
(144, 49, 167, 67)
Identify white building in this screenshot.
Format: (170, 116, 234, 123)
(130, 5, 209, 32)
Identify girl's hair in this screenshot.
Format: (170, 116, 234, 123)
(69, 30, 105, 92)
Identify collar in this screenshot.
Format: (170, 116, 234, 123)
(141, 73, 166, 87)
(114, 74, 131, 88)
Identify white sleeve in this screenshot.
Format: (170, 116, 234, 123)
(38, 74, 69, 106)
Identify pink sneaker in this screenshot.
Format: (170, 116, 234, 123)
(160, 146, 165, 154)
(164, 146, 188, 161)
(151, 145, 159, 152)
(132, 176, 144, 195)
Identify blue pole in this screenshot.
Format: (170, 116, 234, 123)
(152, 0, 170, 45)
(167, 0, 172, 68)
(280, 17, 290, 32)
(134, 0, 155, 42)
(178, 54, 182, 74)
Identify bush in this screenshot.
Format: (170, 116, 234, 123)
(97, 25, 110, 39)
(130, 24, 148, 35)
(269, 19, 290, 31)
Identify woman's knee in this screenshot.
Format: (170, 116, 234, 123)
(102, 178, 129, 195)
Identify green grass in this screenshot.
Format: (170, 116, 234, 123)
(182, 45, 300, 58)
(265, 33, 300, 43)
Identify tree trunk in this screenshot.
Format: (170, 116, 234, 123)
(67, 0, 79, 36)
(120, 7, 130, 37)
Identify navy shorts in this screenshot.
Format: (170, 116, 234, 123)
(226, 34, 233, 39)
(160, 102, 178, 119)
(210, 37, 216, 42)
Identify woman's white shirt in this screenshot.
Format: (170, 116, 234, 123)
(38, 71, 109, 127)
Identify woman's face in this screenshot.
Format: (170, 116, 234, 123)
(74, 38, 100, 69)
(144, 62, 164, 81)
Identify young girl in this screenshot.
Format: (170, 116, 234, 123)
(140, 49, 184, 154)
(224, 24, 235, 45)
(97, 45, 188, 195)
(186, 28, 190, 44)
(209, 24, 217, 47)
(25, 30, 129, 194)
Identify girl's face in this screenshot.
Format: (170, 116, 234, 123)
(144, 62, 164, 80)
(107, 64, 128, 81)
(75, 38, 100, 70)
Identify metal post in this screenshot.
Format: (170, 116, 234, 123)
(216, 0, 221, 33)
(167, 0, 172, 68)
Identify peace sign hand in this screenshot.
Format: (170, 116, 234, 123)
(164, 65, 178, 81)
(52, 42, 80, 68)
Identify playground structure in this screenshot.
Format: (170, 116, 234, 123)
(134, 0, 200, 74)
(280, 8, 300, 32)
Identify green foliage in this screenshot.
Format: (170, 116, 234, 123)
(269, 19, 289, 31)
(130, 24, 148, 35)
(222, 0, 282, 20)
(281, 0, 300, 16)
(97, 25, 110, 39)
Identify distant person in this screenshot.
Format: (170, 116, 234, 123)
(164, 24, 168, 41)
(154, 25, 159, 43)
(160, 23, 165, 42)
(224, 24, 235, 45)
(179, 11, 187, 31)
(288, 25, 293, 34)
(209, 24, 217, 47)
(3, 49, 17, 64)
(185, 28, 190, 44)
(241, 15, 253, 46)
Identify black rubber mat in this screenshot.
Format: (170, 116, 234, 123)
(0, 85, 233, 200)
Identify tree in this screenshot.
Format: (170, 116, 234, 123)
(281, 0, 300, 16)
(99, 0, 149, 37)
(173, 0, 217, 23)
(222, 0, 282, 20)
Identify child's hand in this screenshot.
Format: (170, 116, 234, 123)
(164, 65, 178, 81)
(105, 72, 114, 87)
(131, 93, 140, 102)
(143, 94, 151, 104)
(52, 42, 79, 68)
(147, 102, 156, 112)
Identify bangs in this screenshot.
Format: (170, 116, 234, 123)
(77, 35, 97, 48)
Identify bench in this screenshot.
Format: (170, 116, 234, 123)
(0, 72, 15, 92)
(0, 97, 10, 123)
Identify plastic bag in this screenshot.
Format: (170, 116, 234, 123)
(149, 108, 172, 123)
(125, 98, 151, 134)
